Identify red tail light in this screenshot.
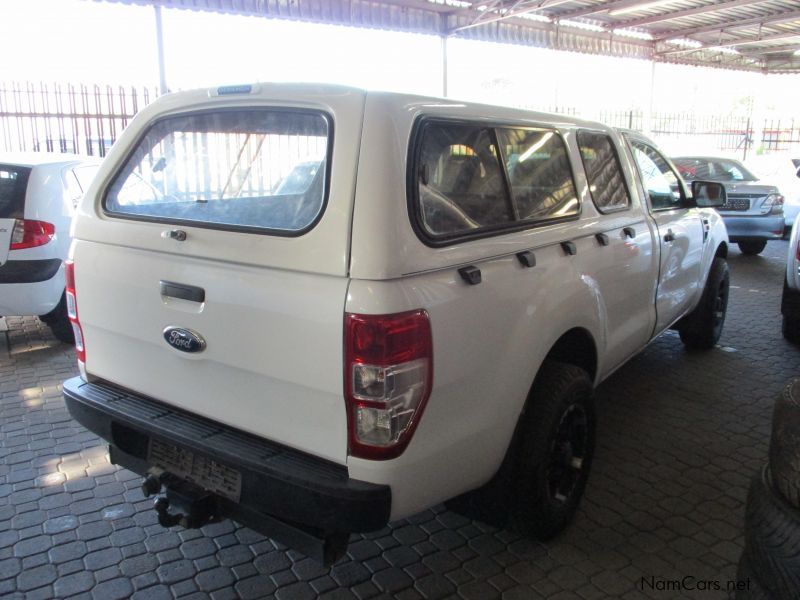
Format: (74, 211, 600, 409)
(65, 260, 86, 365)
(345, 310, 433, 460)
(796, 238, 800, 262)
(10, 219, 55, 250)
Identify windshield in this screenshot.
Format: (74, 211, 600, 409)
(673, 157, 758, 182)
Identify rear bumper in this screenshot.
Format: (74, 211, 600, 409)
(721, 214, 785, 242)
(0, 260, 64, 315)
(63, 377, 391, 535)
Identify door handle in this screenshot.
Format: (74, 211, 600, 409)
(595, 233, 609, 246)
(664, 230, 676, 243)
(623, 227, 636, 239)
(160, 281, 205, 303)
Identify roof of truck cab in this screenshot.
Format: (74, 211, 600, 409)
(173, 82, 610, 131)
(0, 152, 95, 168)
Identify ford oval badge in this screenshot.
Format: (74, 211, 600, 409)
(163, 327, 206, 353)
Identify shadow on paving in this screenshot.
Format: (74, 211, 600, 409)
(0, 240, 797, 600)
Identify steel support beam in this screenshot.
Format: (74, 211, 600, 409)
(616, 0, 769, 29)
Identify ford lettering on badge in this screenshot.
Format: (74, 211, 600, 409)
(163, 327, 206, 353)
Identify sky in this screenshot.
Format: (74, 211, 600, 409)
(2, 0, 799, 122)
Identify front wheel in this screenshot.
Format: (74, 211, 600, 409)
(510, 361, 595, 540)
(678, 257, 730, 350)
(738, 240, 767, 255)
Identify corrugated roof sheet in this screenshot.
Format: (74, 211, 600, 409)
(94, 0, 800, 72)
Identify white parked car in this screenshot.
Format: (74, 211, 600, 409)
(62, 84, 729, 564)
(0, 154, 98, 342)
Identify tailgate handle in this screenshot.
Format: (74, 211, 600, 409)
(160, 281, 205, 303)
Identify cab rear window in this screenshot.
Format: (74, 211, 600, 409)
(412, 121, 578, 243)
(0, 165, 31, 219)
(104, 109, 330, 235)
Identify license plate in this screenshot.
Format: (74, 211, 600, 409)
(148, 438, 242, 503)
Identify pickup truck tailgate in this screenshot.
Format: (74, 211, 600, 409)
(73, 241, 350, 464)
(69, 91, 367, 465)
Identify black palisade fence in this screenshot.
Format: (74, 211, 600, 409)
(1, 82, 798, 159)
(0, 81, 158, 157)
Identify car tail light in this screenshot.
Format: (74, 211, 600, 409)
(65, 260, 86, 365)
(796, 237, 800, 262)
(345, 310, 433, 460)
(10, 219, 55, 250)
(762, 194, 784, 214)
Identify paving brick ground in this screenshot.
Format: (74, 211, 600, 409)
(1, 240, 798, 600)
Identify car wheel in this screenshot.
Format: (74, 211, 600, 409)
(769, 380, 800, 509)
(510, 361, 595, 540)
(738, 240, 768, 255)
(781, 280, 800, 344)
(39, 293, 74, 345)
(678, 257, 730, 350)
(735, 552, 770, 600)
(743, 466, 800, 599)
(783, 316, 800, 344)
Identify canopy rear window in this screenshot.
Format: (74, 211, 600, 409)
(104, 109, 331, 235)
(0, 165, 31, 219)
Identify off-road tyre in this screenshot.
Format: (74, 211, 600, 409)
(735, 553, 770, 600)
(678, 257, 730, 350)
(509, 361, 595, 540)
(783, 316, 800, 344)
(769, 380, 800, 509)
(39, 293, 74, 345)
(738, 240, 768, 255)
(781, 279, 800, 344)
(743, 466, 800, 599)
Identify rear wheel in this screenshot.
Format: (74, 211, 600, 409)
(39, 293, 74, 345)
(510, 361, 595, 540)
(738, 240, 767, 255)
(783, 316, 800, 344)
(678, 257, 730, 350)
(782, 279, 800, 344)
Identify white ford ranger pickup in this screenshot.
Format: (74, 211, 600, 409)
(62, 84, 729, 564)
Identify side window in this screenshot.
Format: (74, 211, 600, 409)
(417, 124, 512, 237)
(497, 128, 578, 221)
(414, 122, 579, 241)
(576, 130, 631, 212)
(629, 141, 684, 211)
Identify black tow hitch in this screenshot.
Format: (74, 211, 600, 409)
(141, 472, 223, 529)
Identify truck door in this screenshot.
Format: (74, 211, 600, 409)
(626, 137, 705, 333)
(575, 130, 658, 372)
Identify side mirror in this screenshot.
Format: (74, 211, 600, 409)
(692, 180, 726, 208)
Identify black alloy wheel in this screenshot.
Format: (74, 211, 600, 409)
(546, 403, 590, 505)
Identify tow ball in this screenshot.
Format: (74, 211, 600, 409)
(141, 472, 223, 529)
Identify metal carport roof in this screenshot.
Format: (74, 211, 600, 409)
(96, 0, 800, 73)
